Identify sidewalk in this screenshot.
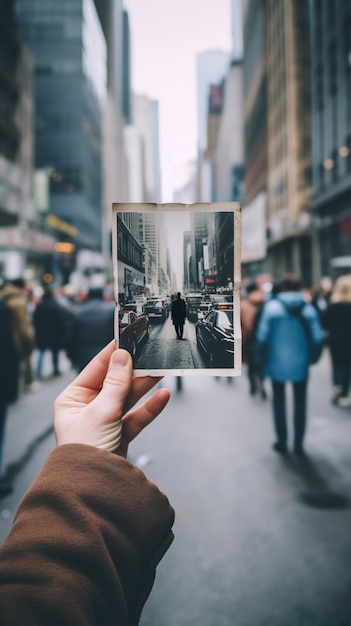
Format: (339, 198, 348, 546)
(2, 350, 75, 480)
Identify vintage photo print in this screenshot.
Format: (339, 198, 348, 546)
(112, 202, 241, 377)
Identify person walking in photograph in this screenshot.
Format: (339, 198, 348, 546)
(255, 274, 324, 456)
(171, 292, 187, 340)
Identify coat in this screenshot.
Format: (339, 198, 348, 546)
(65, 298, 115, 371)
(171, 298, 186, 324)
(0, 284, 34, 359)
(240, 289, 265, 363)
(0, 444, 175, 626)
(255, 292, 324, 382)
(324, 302, 351, 360)
(0, 300, 19, 405)
(33, 294, 70, 351)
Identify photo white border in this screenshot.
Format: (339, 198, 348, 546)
(112, 202, 242, 377)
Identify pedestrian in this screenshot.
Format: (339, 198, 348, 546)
(255, 273, 324, 456)
(0, 298, 19, 498)
(240, 281, 266, 398)
(0, 342, 174, 624)
(171, 292, 187, 339)
(65, 287, 115, 372)
(0, 278, 35, 392)
(311, 275, 333, 329)
(33, 286, 71, 379)
(324, 274, 351, 407)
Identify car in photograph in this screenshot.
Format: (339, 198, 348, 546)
(143, 298, 168, 322)
(195, 303, 234, 368)
(197, 302, 213, 320)
(118, 310, 149, 358)
(123, 302, 144, 316)
(185, 293, 203, 322)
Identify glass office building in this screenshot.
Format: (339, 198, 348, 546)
(15, 0, 107, 251)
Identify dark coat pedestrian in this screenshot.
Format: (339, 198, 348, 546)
(241, 282, 266, 398)
(65, 288, 115, 371)
(0, 299, 19, 493)
(324, 275, 351, 407)
(255, 274, 324, 456)
(171, 292, 187, 339)
(33, 287, 71, 378)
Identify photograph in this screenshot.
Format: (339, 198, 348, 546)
(112, 202, 241, 376)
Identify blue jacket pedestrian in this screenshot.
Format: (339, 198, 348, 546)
(256, 291, 324, 382)
(254, 274, 324, 456)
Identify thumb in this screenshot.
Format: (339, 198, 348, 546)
(85, 349, 133, 452)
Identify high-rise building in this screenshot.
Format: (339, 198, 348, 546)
(242, 0, 268, 276)
(15, 0, 107, 257)
(309, 0, 351, 281)
(133, 94, 162, 203)
(265, 0, 312, 283)
(196, 50, 230, 153)
(0, 0, 55, 280)
(189, 212, 209, 290)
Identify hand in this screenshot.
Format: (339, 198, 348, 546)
(54, 341, 170, 457)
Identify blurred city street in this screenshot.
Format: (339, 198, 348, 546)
(0, 349, 350, 626)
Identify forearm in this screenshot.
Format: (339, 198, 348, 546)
(0, 445, 174, 626)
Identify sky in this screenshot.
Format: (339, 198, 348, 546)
(124, 0, 233, 202)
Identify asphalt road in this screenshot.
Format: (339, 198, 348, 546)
(0, 349, 350, 626)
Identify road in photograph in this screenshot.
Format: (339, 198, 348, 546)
(134, 316, 207, 370)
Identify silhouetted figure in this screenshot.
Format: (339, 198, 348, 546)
(33, 286, 71, 378)
(324, 275, 351, 407)
(255, 274, 324, 456)
(241, 281, 266, 398)
(0, 299, 19, 497)
(0, 278, 35, 392)
(312, 276, 333, 330)
(171, 292, 186, 339)
(65, 288, 115, 372)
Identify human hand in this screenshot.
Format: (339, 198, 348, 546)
(54, 341, 170, 457)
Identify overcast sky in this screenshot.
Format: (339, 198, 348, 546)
(124, 0, 232, 201)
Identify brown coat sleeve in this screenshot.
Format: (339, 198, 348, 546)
(0, 445, 175, 626)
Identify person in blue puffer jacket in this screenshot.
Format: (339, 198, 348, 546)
(255, 274, 324, 456)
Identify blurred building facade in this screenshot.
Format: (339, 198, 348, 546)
(0, 0, 55, 280)
(309, 0, 351, 280)
(241, 0, 351, 285)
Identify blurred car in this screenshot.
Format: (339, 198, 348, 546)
(118, 310, 149, 358)
(195, 303, 234, 368)
(197, 302, 213, 320)
(144, 298, 168, 322)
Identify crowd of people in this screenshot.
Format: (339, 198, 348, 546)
(241, 272, 351, 456)
(0, 278, 116, 496)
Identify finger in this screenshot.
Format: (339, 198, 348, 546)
(87, 348, 133, 423)
(70, 341, 116, 391)
(121, 388, 171, 443)
(124, 376, 164, 414)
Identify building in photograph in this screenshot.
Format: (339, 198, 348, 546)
(189, 212, 209, 290)
(309, 0, 351, 281)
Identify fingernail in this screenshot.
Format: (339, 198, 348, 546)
(112, 350, 128, 367)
